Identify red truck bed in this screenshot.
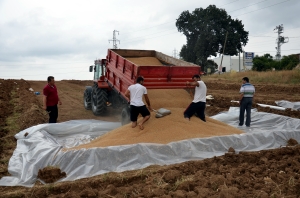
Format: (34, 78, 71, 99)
(105, 49, 201, 99)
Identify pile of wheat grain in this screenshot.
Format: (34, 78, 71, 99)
(72, 89, 243, 149)
(126, 57, 164, 66)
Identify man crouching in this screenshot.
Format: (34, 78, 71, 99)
(184, 74, 207, 122)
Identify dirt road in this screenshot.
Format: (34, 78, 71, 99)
(29, 80, 120, 122)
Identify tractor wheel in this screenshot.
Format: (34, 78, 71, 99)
(91, 86, 108, 116)
(83, 86, 92, 110)
(121, 105, 131, 125)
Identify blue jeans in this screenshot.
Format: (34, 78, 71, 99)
(239, 97, 253, 126)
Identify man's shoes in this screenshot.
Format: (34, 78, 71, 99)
(238, 124, 243, 126)
(246, 125, 250, 127)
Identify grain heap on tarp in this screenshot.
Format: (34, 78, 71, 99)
(73, 89, 243, 149)
(126, 57, 164, 66)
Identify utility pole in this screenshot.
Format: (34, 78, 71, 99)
(239, 51, 240, 72)
(108, 30, 120, 49)
(219, 31, 228, 74)
(274, 24, 289, 60)
(172, 48, 179, 58)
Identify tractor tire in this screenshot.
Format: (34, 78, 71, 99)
(83, 86, 92, 110)
(91, 86, 108, 116)
(121, 105, 131, 126)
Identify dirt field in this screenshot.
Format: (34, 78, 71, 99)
(0, 78, 300, 197)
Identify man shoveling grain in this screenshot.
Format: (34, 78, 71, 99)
(184, 74, 207, 122)
(125, 76, 152, 130)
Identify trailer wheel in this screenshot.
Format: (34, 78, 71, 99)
(83, 86, 92, 110)
(121, 106, 131, 125)
(91, 85, 108, 116)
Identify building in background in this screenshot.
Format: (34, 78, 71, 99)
(212, 53, 253, 72)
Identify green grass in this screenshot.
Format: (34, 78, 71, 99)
(204, 70, 300, 84)
(4, 113, 21, 135)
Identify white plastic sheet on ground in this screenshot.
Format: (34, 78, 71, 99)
(275, 100, 300, 110)
(1, 108, 300, 187)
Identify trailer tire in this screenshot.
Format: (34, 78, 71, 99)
(83, 86, 92, 110)
(121, 106, 131, 126)
(91, 86, 108, 116)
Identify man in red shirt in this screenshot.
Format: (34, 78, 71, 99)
(43, 76, 62, 123)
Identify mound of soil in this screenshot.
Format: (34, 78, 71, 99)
(38, 166, 66, 183)
(287, 138, 298, 146)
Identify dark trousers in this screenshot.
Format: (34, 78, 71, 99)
(184, 102, 206, 122)
(46, 105, 58, 123)
(239, 97, 252, 126)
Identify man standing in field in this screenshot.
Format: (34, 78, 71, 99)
(43, 76, 62, 123)
(239, 77, 255, 127)
(125, 76, 151, 130)
(184, 74, 207, 122)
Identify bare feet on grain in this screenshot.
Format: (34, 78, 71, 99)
(138, 124, 144, 130)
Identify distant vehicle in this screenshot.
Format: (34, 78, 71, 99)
(84, 49, 203, 125)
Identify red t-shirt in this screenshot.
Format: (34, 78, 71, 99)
(43, 84, 59, 106)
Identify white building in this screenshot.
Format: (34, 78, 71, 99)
(212, 55, 253, 72)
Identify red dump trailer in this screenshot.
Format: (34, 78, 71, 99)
(84, 49, 202, 125)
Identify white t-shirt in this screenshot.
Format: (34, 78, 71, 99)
(128, 83, 147, 106)
(192, 81, 207, 103)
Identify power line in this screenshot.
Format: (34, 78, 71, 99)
(247, 37, 300, 45)
(120, 0, 295, 45)
(122, 31, 180, 44)
(249, 35, 275, 38)
(0, 70, 90, 78)
(121, 28, 176, 43)
(247, 49, 300, 53)
(0, 61, 90, 67)
(120, 0, 241, 36)
(228, 0, 269, 13)
(233, 0, 293, 17)
(0, 65, 88, 71)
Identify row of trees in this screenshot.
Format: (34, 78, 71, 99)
(252, 54, 299, 71)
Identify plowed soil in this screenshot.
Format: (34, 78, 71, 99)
(0, 78, 300, 197)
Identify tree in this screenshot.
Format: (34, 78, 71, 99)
(280, 55, 298, 70)
(252, 54, 298, 71)
(252, 54, 275, 71)
(205, 60, 218, 74)
(176, 5, 248, 68)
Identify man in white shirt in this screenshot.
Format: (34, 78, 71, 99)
(184, 74, 207, 122)
(125, 76, 151, 130)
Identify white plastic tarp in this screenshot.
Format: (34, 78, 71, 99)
(0, 108, 300, 187)
(275, 100, 300, 110)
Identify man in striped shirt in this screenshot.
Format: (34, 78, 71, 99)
(239, 77, 255, 127)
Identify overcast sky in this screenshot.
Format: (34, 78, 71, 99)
(0, 0, 299, 80)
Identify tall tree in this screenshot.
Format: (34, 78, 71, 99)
(176, 5, 249, 68)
